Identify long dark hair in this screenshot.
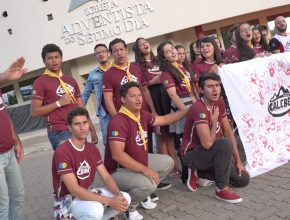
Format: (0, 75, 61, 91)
(132, 38, 157, 68)
(252, 26, 271, 52)
(175, 45, 191, 72)
(200, 37, 221, 65)
(189, 42, 197, 63)
(235, 22, 255, 61)
(157, 41, 183, 84)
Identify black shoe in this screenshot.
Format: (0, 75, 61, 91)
(157, 182, 171, 190)
(150, 193, 159, 202)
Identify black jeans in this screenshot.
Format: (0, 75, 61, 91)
(183, 138, 249, 189)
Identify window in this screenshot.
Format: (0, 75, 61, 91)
(47, 14, 53, 21)
(1, 85, 18, 106)
(19, 77, 38, 102)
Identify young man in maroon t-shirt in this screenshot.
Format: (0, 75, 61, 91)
(52, 107, 130, 219)
(0, 57, 27, 220)
(31, 44, 97, 150)
(180, 72, 250, 204)
(104, 82, 188, 220)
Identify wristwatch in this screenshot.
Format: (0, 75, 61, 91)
(55, 101, 61, 108)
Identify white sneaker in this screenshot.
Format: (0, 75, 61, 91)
(197, 178, 214, 187)
(140, 196, 157, 209)
(128, 210, 144, 220)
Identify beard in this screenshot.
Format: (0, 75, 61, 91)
(277, 24, 287, 33)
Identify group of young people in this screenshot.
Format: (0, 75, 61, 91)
(0, 15, 289, 220)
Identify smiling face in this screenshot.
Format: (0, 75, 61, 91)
(137, 38, 151, 55)
(239, 23, 252, 42)
(163, 43, 178, 63)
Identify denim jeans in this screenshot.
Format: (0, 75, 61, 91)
(48, 130, 72, 150)
(0, 147, 25, 220)
(99, 114, 111, 146)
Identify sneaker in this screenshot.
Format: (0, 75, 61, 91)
(215, 187, 243, 204)
(157, 182, 171, 190)
(197, 178, 214, 187)
(150, 193, 159, 202)
(187, 168, 197, 192)
(141, 196, 157, 209)
(126, 210, 143, 220)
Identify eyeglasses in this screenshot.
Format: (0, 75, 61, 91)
(240, 27, 252, 33)
(95, 50, 108, 56)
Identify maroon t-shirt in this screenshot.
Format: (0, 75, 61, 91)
(191, 61, 215, 82)
(181, 99, 226, 153)
(102, 64, 149, 112)
(139, 61, 162, 82)
(31, 74, 81, 132)
(253, 47, 264, 55)
(104, 110, 155, 174)
(0, 90, 14, 153)
(52, 139, 103, 197)
(160, 66, 192, 96)
(222, 47, 239, 64)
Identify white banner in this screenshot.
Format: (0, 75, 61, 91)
(219, 53, 290, 177)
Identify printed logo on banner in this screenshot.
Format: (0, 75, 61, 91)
(268, 86, 290, 117)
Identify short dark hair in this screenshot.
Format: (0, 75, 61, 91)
(94, 43, 108, 51)
(109, 38, 127, 53)
(41, 44, 63, 61)
(119, 82, 140, 98)
(67, 107, 89, 126)
(198, 72, 221, 89)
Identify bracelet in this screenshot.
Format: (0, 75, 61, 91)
(55, 101, 61, 108)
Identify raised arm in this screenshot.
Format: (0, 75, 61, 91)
(0, 57, 27, 84)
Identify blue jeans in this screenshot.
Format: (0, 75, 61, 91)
(48, 130, 72, 150)
(99, 114, 111, 146)
(0, 147, 25, 220)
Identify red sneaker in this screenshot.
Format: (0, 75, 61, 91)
(215, 187, 243, 204)
(187, 168, 197, 192)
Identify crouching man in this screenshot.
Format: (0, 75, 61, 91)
(104, 82, 189, 220)
(52, 107, 130, 219)
(180, 72, 250, 204)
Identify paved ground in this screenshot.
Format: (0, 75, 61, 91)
(19, 126, 290, 220)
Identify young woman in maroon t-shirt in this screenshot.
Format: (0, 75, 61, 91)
(132, 37, 171, 161)
(175, 45, 191, 73)
(157, 41, 197, 173)
(252, 26, 271, 56)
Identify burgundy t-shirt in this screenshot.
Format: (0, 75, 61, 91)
(181, 99, 226, 153)
(104, 110, 155, 174)
(191, 61, 215, 82)
(31, 74, 81, 132)
(0, 90, 14, 153)
(52, 140, 103, 197)
(102, 64, 149, 112)
(222, 47, 239, 64)
(160, 66, 192, 96)
(253, 47, 264, 55)
(139, 61, 162, 82)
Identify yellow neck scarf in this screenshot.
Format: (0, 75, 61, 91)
(112, 61, 133, 82)
(44, 69, 77, 104)
(98, 61, 112, 72)
(173, 63, 192, 93)
(119, 105, 147, 151)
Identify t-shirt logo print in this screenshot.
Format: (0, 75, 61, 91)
(135, 130, 148, 146)
(120, 75, 138, 85)
(0, 97, 5, 111)
(76, 160, 91, 180)
(56, 83, 75, 97)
